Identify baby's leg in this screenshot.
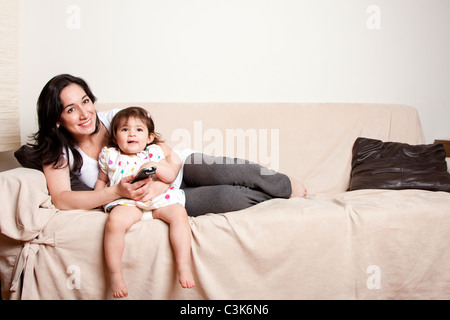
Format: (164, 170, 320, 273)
(153, 204, 195, 288)
(104, 205, 143, 298)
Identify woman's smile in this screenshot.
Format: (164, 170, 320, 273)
(79, 118, 92, 128)
(59, 83, 97, 138)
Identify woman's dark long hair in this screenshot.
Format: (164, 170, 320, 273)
(28, 74, 99, 174)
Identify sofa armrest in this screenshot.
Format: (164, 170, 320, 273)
(0, 168, 58, 241)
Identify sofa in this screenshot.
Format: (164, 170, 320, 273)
(1, 102, 450, 300)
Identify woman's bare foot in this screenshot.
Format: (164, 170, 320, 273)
(179, 267, 195, 289)
(289, 176, 307, 198)
(110, 272, 128, 298)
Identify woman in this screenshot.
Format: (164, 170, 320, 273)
(25, 74, 306, 216)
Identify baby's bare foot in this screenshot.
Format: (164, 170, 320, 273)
(110, 272, 128, 298)
(179, 267, 195, 289)
(289, 176, 307, 198)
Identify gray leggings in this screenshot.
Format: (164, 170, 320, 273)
(181, 153, 292, 217)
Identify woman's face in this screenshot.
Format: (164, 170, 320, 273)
(58, 83, 97, 139)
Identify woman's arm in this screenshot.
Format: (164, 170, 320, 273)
(43, 161, 147, 210)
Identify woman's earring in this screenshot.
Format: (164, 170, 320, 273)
(56, 123, 60, 129)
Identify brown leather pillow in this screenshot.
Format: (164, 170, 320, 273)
(349, 137, 450, 192)
(14, 144, 42, 171)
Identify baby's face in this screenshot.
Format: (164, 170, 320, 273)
(115, 116, 151, 155)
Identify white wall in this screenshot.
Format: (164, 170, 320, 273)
(18, 0, 450, 147)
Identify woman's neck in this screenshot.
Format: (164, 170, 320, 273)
(77, 123, 109, 160)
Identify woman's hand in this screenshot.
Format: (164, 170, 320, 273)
(137, 179, 171, 203)
(116, 175, 169, 202)
(115, 175, 143, 199)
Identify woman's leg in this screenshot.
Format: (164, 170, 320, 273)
(181, 153, 307, 216)
(152, 204, 195, 288)
(182, 153, 293, 198)
(183, 184, 273, 217)
(104, 205, 143, 298)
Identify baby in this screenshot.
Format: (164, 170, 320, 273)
(95, 106, 195, 298)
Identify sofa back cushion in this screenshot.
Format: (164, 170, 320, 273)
(97, 103, 425, 194)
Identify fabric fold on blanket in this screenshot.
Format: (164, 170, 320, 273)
(0, 168, 59, 241)
(10, 234, 56, 298)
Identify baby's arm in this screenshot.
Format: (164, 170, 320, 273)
(94, 170, 109, 190)
(139, 142, 182, 184)
(139, 158, 177, 184)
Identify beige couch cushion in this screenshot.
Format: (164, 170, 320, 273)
(98, 103, 425, 194)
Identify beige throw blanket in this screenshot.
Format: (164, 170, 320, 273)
(1, 168, 449, 299)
